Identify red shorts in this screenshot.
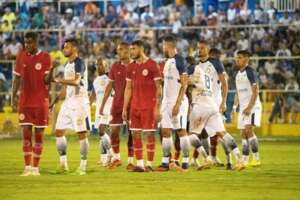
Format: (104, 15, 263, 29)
(18, 106, 48, 128)
(129, 108, 156, 132)
(110, 108, 123, 126)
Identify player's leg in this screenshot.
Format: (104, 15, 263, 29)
(78, 131, 89, 175)
(55, 129, 68, 171)
(109, 125, 122, 168)
(127, 128, 135, 170)
(54, 103, 70, 172)
(156, 128, 172, 171)
(175, 129, 190, 171)
(145, 131, 155, 171)
(188, 105, 212, 170)
(31, 127, 44, 176)
(109, 111, 123, 168)
(246, 124, 260, 166)
(241, 129, 250, 165)
(208, 113, 245, 170)
(21, 125, 33, 176)
(98, 124, 111, 166)
(131, 130, 144, 172)
(173, 132, 181, 166)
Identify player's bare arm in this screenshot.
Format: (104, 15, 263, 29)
(154, 79, 162, 122)
(243, 84, 259, 116)
(172, 74, 188, 117)
(45, 64, 58, 84)
(99, 80, 113, 115)
(55, 73, 81, 86)
(233, 92, 239, 113)
(122, 80, 132, 121)
(11, 75, 20, 109)
(219, 73, 228, 113)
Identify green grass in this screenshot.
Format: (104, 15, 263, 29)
(0, 135, 300, 200)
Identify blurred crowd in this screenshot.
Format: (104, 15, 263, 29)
(0, 0, 299, 122)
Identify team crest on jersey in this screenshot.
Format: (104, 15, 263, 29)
(19, 113, 25, 120)
(100, 80, 105, 86)
(142, 69, 148, 76)
(35, 63, 42, 70)
(205, 67, 212, 74)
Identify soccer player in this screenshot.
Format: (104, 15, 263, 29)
(234, 50, 261, 166)
(156, 35, 190, 172)
(53, 38, 90, 175)
(197, 40, 232, 169)
(12, 32, 55, 176)
(99, 42, 134, 170)
(189, 62, 245, 171)
(89, 58, 113, 166)
(122, 40, 162, 172)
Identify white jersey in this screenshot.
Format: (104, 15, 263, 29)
(191, 65, 218, 110)
(93, 74, 113, 117)
(162, 54, 188, 104)
(64, 57, 89, 104)
(235, 66, 261, 110)
(197, 58, 225, 106)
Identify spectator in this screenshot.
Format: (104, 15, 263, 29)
(227, 3, 236, 23)
(237, 32, 249, 50)
(1, 7, 16, 27)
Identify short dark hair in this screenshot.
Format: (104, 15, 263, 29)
(131, 40, 144, 48)
(25, 32, 38, 41)
(64, 38, 79, 48)
(163, 35, 177, 45)
(119, 41, 130, 47)
(237, 50, 251, 57)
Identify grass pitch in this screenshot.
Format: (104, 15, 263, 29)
(0, 135, 300, 200)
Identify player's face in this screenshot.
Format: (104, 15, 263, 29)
(117, 44, 130, 60)
(63, 42, 74, 57)
(235, 54, 248, 68)
(198, 43, 209, 58)
(24, 37, 37, 54)
(97, 60, 105, 75)
(130, 45, 141, 60)
(162, 41, 172, 58)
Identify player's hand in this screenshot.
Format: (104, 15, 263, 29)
(154, 108, 161, 122)
(172, 103, 180, 117)
(11, 94, 19, 111)
(242, 107, 251, 116)
(54, 78, 62, 84)
(122, 109, 128, 121)
(219, 103, 226, 113)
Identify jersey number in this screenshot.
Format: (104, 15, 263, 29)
(204, 75, 211, 89)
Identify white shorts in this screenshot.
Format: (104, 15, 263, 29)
(161, 98, 188, 130)
(238, 106, 262, 129)
(189, 104, 225, 137)
(94, 114, 111, 128)
(56, 100, 91, 132)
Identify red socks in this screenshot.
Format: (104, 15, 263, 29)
(22, 127, 32, 166)
(133, 135, 143, 160)
(111, 133, 120, 154)
(33, 130, 44, 167)
(147, 134, 155, 162)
